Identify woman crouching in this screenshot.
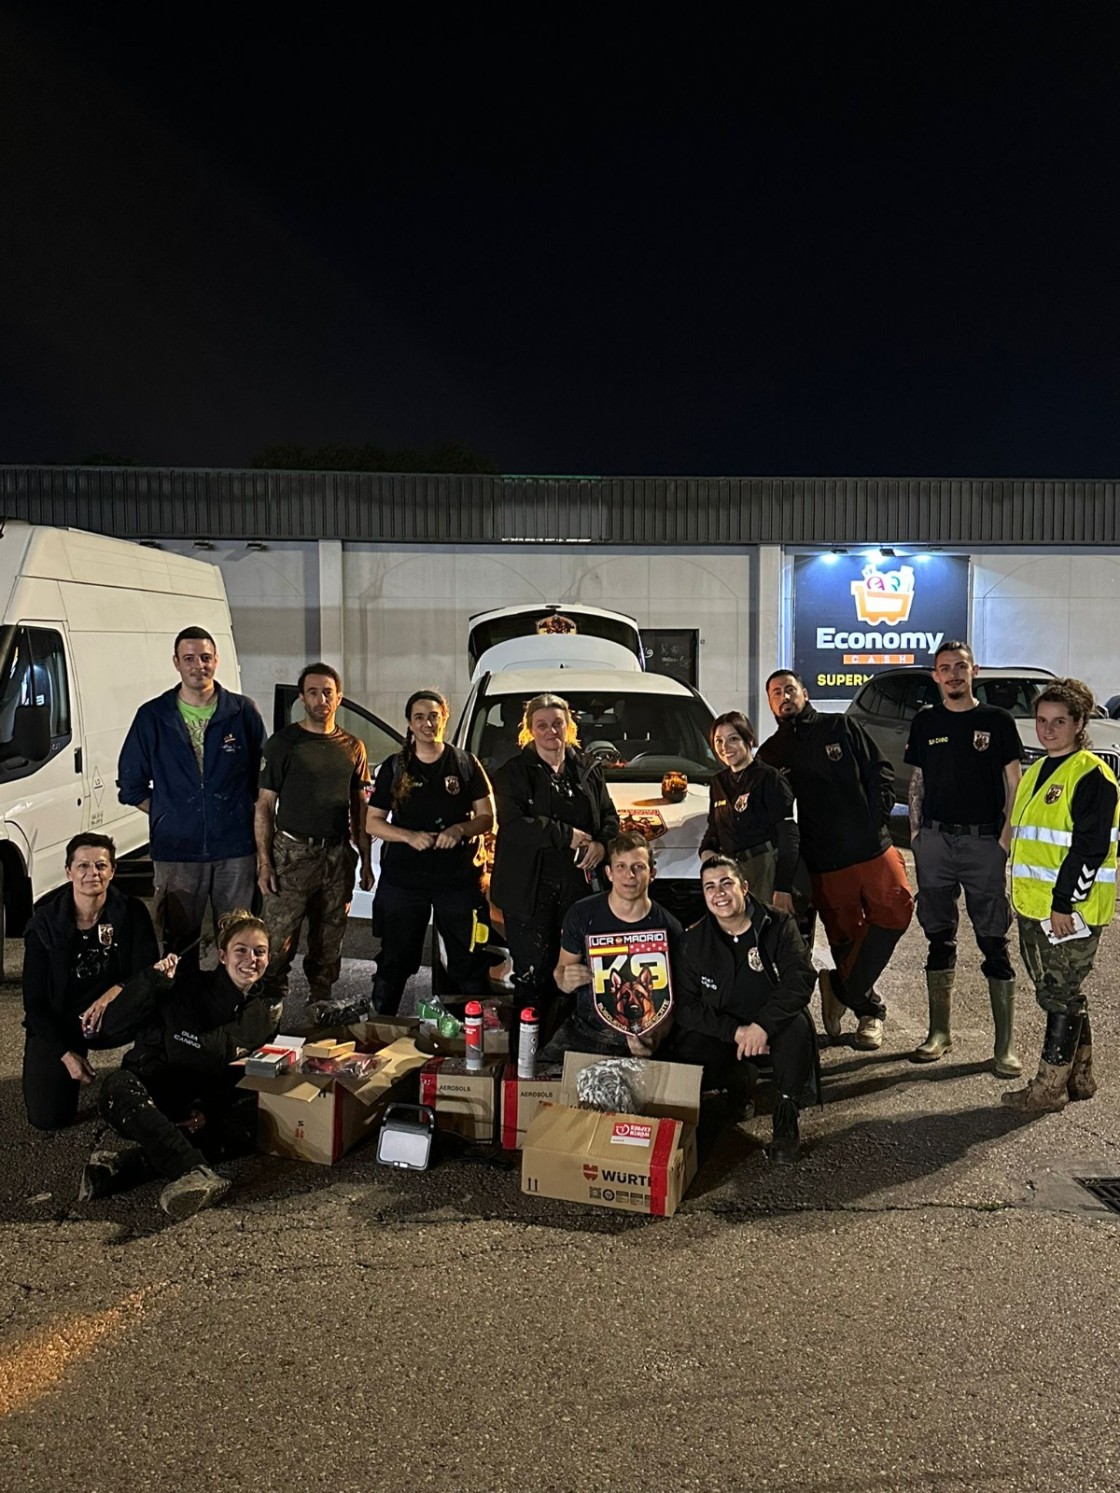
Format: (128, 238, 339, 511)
(672, 857, 817, 1163)
(79, 910, 280, 1219)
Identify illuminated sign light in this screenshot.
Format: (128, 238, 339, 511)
(794, 553, 969, 703)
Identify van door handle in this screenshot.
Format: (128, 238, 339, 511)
(74, 747, 83, 773)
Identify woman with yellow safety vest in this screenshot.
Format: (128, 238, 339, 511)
(1003, 679, 1119, 1112)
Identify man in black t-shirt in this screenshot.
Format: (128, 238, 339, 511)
(549, 832, 683, 1059)
(904, 641, 1023, 1076)
(255, 664, 372, 1005)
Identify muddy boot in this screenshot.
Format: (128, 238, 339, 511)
(1002, 1012, 1081, 1112)
(988, 977, 1022, 1078)
(912, 969, 954, 1062)
(1067, 1013, 1097, 1101)
(78, 1147, 152, 1202)
(159, 1165, 231, 1221)
(818, 969, 845, 1040)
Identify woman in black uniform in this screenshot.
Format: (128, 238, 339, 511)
(367, 689, 495, 1013)
(700, 711, 799, 911)
(81, 909, 279, 1219)
(491, 692, 620, 1038)
(21, 833, 159, 1130)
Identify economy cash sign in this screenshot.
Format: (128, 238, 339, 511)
(793, 553, 969, 702)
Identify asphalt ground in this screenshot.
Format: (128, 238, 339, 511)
(3, 850, 1120, 1492)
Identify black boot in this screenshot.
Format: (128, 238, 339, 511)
(768, 1094, 802, 1165)
(371, 978, 405, 1016)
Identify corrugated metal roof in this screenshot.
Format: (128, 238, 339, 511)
(1, 466, 1117, 545)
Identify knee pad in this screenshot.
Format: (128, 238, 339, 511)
(925, 939, 957, 973)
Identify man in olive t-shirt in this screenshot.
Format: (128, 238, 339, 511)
(255, 663, 373, 1003)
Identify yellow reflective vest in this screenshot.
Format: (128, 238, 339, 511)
(1009, 749, 1119, 925)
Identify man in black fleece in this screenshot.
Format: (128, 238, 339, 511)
(757, 670, 913, 1050)
(672, 857, 816, 1162)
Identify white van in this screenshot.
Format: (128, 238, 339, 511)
(0, 523, 240, 947)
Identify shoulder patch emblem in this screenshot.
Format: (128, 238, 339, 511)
(747, 947, 764, 972)
(973, 731, 991, 751)
(734, 792, 751, 814)
(1045, 784, 1063, 805)
(826, 742, 842, 761)
(444, 776, 461, 795)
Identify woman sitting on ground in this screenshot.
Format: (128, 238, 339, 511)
(21, 833, 159, 1131)
(79, 909, 280, 1221)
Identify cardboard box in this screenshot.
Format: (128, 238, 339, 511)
(419, 1055, 504, 1142)
(519, 1053, 704, 1216)
(558, 1052, 703, 1126)
(521, 1105, 698, 1217)
(238, 1037, 429, 1165)
(500, 1065, 563, 1150)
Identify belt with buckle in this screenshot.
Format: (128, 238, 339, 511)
(922, 819, 999, 838)
(736, 840, 776, 860)
(279, 829, 344, 849)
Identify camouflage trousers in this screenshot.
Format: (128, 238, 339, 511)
(1017, 916, 1103, 1017)
(261, 836, 358, 1000)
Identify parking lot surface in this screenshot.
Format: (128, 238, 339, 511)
(3, 853, 1120, 1492)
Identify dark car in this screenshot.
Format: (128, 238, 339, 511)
(845, 666, 1120, 805)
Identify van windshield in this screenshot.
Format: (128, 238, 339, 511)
(466, 687, 719, 781)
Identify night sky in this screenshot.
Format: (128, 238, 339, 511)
(2, 4, 1119, 476)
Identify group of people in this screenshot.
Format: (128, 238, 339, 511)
(19, 627, 1118, 1215)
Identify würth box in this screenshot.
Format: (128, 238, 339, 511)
(500, 1064, 563, 1150)
(519, 1053, 703, 1217)
(238, 1037, 429, 1165)
(419, 1055, 504, 1142)
(521, 1105, 698, 1218)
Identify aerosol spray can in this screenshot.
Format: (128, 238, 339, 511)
(517, 1006, 539, 1080)
(464, 1000, 484, 1073)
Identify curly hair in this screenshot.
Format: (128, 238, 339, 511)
(1035, 678, 1096, 751)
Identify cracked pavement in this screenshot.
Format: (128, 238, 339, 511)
(3, 852, 1120, 1492)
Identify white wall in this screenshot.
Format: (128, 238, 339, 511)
(340, 545, 753, 726)
(971, 549, 1120, 701)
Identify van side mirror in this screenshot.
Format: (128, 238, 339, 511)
(9, 703, 52, 763)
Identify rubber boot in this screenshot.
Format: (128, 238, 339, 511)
(987, 977, 1022, 1078)
(1002, 1012, 1081, 1112)
(912, 969, 954, 1063)
(1067, 1013, 1097, 1101)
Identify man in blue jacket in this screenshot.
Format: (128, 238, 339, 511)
(117, 627, 266, 975)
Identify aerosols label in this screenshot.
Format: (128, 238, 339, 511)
(517, 1006, 539, 1080)
(464, 1000, 484, 1073)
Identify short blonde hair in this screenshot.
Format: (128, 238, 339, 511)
(517, 693, 580, 748)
